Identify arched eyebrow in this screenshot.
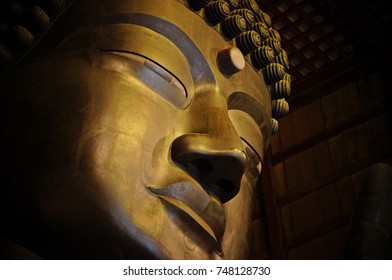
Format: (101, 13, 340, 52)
(100, 50, 187, 97)
(95, 13, 216, 84)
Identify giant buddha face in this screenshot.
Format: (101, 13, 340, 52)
(0, 0, 288, 259)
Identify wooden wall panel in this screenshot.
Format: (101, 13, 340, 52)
(264, 70, 391, 259)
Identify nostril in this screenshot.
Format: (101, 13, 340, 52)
(171, 135, 246, 203)
(189, 158, 214, 178)
(209, 179, 235, 203)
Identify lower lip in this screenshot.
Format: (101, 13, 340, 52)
(147, 182, 225, 243)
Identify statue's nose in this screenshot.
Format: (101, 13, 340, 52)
(171, 134, 247, 203)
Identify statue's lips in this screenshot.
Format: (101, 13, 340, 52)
(147, 182, 225, 248)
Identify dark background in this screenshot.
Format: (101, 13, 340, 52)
(251, 0, 392, 259)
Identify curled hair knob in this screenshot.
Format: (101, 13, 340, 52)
(249, 22, 270, 40)
(204, 0, 231, 26)
(275, 51, 290, 71)
(250, 46, 275, 69)
(272, 99, 289, 119)
(238, 0, 260, 14)
(262, 62, 286, 84)
(271, 119, 279, 135)
(268, 27, 281, 41)
(229, 8, 255, 27)
(221, 15, 247, 39)
(283, 73, 291, 83)
(8, 25, 34, 52)
(270, 79, 291, 99)
(236, 30, 261, 55)
(261, 38, 281, 56)
(23, 6, 50, 34)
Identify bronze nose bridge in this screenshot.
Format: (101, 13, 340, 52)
(171, 134, 247, 203)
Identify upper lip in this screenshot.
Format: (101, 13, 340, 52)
(147, 182, 225, 249)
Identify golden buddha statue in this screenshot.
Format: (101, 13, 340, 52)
(0, 0, 290, 259)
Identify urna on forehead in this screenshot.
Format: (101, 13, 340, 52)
(0, 0, 291, 131)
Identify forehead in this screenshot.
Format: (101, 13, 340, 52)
(36, 0, 270, 111)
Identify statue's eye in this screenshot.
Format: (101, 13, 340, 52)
(228, 109, 264, 159)
(242, 139, 262, 180)
(98, 50, 188, 109)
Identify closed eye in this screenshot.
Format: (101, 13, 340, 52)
(107, 51, 187, 97)
(228, 109, 264, 161)
(98, 50, 188, 109)
(239, 138, 262, 182)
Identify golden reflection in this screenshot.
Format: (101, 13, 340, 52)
(0, 0, 290, 260)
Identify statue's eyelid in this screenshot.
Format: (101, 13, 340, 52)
(141, 56, 187, 98)
(241, 138, 262, 176)
(101, 50, 187, 98)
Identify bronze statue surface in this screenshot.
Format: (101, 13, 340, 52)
(0, 0, 290, 259)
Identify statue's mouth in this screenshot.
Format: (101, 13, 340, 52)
(147, 182, 225, 254)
